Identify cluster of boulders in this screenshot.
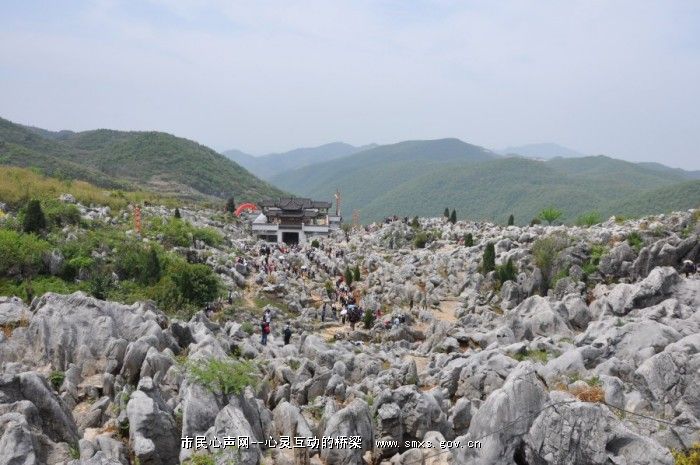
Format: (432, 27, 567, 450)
(0, 207, 698, 464)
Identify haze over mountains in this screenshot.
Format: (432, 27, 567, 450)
(223, 142, 377, 180)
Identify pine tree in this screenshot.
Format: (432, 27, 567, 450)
(449, 209, 457, 224)
(174, 207, 181, 219)
(344, 267, 354, 286)
(145, 247, 161, 284)
(482, 242, 496, 274)
(23, 199, 46, 234)
(444, 207, 450, 218)
(507, 214, 514, 226)
(464, 233, 474, 247)
(353, 265, 361, 282)
(225, 197, 236, 214)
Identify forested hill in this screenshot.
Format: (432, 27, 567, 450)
(0, 117, 284, 202)
(271, 138, 700, 224)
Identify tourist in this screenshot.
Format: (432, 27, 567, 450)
(260, 319, 270, 346)
(283, 322, 292, 345)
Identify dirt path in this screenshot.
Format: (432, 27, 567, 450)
(436, 299, 460, 322)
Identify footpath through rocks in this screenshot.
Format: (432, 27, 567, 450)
(1, 206, 699, 465)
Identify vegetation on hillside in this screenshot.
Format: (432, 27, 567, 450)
(272, 141, 700, 223)
(0, 172, 227, 315)
(0, 117, 284, 203)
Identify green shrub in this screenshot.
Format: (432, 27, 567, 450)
(539, 207, 563, 225)
(63, 255, 95, 280)
(363, 308, 375, 329)
(310, 239, 320, 249)
(22, 199, 46, 234)
(149, 217, 192, 247)
(88, 269, 113, 300)
(183, 453, 215, 465)
(42, 200, 81, 228)
(576, 211, 602, 227)
(482, 242, 496, 274)
(240, 321, 254, 335)
(186, 357, 257, 396)
(414, 231, 429, 249)
(627, 231, 644, 252)
(353, 265, 361, 282)
(170, 260, 220, 306)
(672, 444, 700, 465)
(464, 233, 474, 247)
(48, 371, 65, 390)
(411, 216, 420, 228)
(114, 242, 162, 284)
(174, 207, 181, 219)
(0, 230, 49, 278)
(225, 197, 236, 214)
(511, 349, 549, 363)
(495, 259, 517, 285)
(344, 267, 354, 286)
(530, 218, 541, 226)
(532, 234, 568, 293)
(582, 244, 608, 277)
(192, 227, 223, 247)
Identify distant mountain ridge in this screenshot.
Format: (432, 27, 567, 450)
(0, 117, 284, 202)
(222, 142, 377, 180)
(270, 138, 700, 223)
(499, 142, 586, 159)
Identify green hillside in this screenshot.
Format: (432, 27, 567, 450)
(271, 138, 498, 206)
(223, 142, 375, 180)
(272, 140, 699, 223)
(0, 117, 284, 202)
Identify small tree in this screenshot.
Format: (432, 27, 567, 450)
(449, 209, 457, 224)
(411, 216, 420, 228)
(344, 267, 354, 287)
(464, 233, 474, 247)
(496, 258, 518, 284)
(310, 239, 320, 249)
(353, 265, 361, 282)
(174, 207, 181, 219)
(532, 234, 568, 293)
(225, 197, 236, 214)
(145, 247, 162, 284)
(444, 208, 450, 218)
(539, 207, 563, 225)
(530, 218, 541, 226)
(363, 308, 375, 329)
(23, 199, 46, 234)
(507, 214, 514, 226)
(482, 242, 496, 274)
(414, 231, 429, 249)
(576, 211, 601, 227)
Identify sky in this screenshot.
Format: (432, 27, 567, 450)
(1, 0, 699, 169)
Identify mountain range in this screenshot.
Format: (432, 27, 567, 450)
(269, 138, 700, 224)
(222, 142, 377, 180)
(0, 117, 283, 202)
(498, 142, 586, 159)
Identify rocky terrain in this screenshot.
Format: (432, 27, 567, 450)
(0, 201, 698, 465)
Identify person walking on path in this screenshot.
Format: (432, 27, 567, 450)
(283, 322, 292, 345)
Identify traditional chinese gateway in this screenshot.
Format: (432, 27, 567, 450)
(251, 196, 342, 244)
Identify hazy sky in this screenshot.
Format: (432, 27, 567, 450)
(2, 1, 699, 168)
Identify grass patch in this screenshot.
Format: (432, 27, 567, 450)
(511, 349, 550, 363)
(186, 357, 258, 396)
(673, 444, 700, 465)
